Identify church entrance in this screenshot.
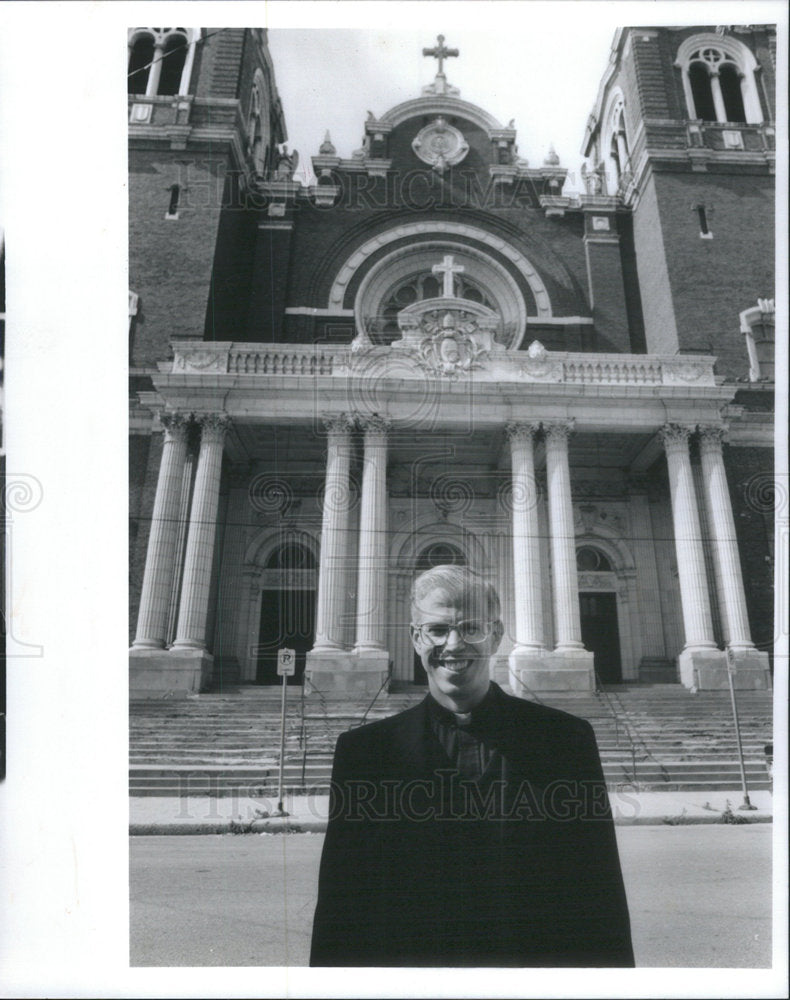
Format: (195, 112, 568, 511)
(255, 541, 316, 685)
(579, 592, 622, 684)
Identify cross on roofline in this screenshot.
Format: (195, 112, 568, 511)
(422, 34, 459, 76)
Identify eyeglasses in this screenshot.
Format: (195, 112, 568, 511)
(412, 620, 495, 646)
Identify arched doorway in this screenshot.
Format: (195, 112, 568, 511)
(412, 542, 467, 684)
(576, 546, 622, 684)
(255, 540, 316, 685)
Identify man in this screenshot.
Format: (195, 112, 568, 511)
(310, 565, 634, 967)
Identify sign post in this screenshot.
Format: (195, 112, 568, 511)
(276, 648, 295, 816)
(726, 646, 756, 810)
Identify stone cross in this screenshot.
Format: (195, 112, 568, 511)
(432, 254, 465, 298)
(422, 34, 459, 76)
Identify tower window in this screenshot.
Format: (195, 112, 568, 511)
(676, 34, 763, 125)
(719, 64, 747, 122)
(128, 28, 195, 98)
(158, 34, 189, 96)
(696, 205, 712, 238)
(128, 36, 155, 95)
(688, 62, 717, 122)
(166, 185, 180, 219)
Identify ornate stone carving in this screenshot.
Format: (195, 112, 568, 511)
(504, 421, 540, 444)
(412, 116, 469, 173)
(356, 413, 391, 435)
(197, 412, 231, 442)
(519, 340, 563, 381)
(543, 419, 575, 444)
(659, 423, 693, 452)
(698, 425, 727, 452)
(172, 350, 228, 374)
(413, 309, 492, 377)
(158, 410, 189, 439)
(321, 413, 355, 435)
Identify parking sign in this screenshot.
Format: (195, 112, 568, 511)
(277, 648, 296, 676)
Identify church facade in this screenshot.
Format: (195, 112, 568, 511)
(128, 26, 776, 699)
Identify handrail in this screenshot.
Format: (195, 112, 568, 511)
(354, 663, 393, 729)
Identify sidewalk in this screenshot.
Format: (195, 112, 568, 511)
(130, 788, 773, 835)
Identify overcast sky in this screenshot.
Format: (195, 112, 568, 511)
(262, 0, 780, 194)
(267, 21, 619, 192)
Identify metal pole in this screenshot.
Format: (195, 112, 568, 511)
(276, 672, 288, 816)
(726, 647, 756, 810)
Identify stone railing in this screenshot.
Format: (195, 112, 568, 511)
(169, 341, 718, 388)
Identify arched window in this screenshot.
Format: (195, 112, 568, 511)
(416, 543, 466, 571)
(264, 541, 316, 571)
(377, 273, 496, 342)
(128, 28, 196, 98)
(740, 299, 775, 382)
(576, 546, 613, 573)
(247, 69, 271, 176)
(600, 91, 632, 196)
(676, 35, 763, 124)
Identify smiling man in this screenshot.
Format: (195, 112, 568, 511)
(310, 565, 634, 968)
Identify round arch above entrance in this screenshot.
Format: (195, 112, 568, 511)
(573, 534, 637, 684)
(242, 529, 319, 685)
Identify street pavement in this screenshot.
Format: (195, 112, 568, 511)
(130, 824, 773, 968)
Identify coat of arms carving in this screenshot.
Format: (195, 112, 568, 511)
(415, 310, 492, 376)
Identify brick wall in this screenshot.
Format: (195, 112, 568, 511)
(648, 171, 774, 375)
(129, 152, 229, 366)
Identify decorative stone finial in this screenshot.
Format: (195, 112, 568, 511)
(319, 131, 336, 155)
(544, 144, 560, 167)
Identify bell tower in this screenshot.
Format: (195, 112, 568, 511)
(582, 25, 775, 377)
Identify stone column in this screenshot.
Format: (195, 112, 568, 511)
(354, 415, 390, 654)
(709, 71, 728, 124)
(697, 426, 770, 688)
(505, 422, 544, 651)
(132, 412, 189, 649)
(313, 414, 354, 651)
(172, 413, 230, 651)
(660, 424, 724, 688)
(697, 427, 753, 646)
(146, 40, 164, 97)
(165, 450, 196, 645)
(544, 421, 584, 651)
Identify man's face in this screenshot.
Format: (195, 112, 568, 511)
(411, 587, 503, 709)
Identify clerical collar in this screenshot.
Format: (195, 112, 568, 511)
(426, 682, 498, 729)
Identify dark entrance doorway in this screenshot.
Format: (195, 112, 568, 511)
(579, 592, 622, 684)
(256, 588, 315, 685)
(255, 540, 316, 685)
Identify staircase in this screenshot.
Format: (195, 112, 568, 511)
(129, 684, 773, 797)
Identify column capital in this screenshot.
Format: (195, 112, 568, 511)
(356, 413, 391, 435)
(196, 412, 231, 443)
(659, 422, 694, 452)
(321, 412, 355, 435)
(157, 410, 190, 438)
(505, 421, 540, 444)
(543, 419, 575, 445)
(698, 424, 728, 453)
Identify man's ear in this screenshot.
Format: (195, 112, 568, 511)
(410, 626, 422, 655)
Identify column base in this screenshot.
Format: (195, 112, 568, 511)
(508, 647, 595, 695)
(678, 647, 772, 690)
(304, 647, 390, 699)
(129, 648, 213, 699)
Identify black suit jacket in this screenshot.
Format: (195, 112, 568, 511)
(310, 683, 634, 967)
